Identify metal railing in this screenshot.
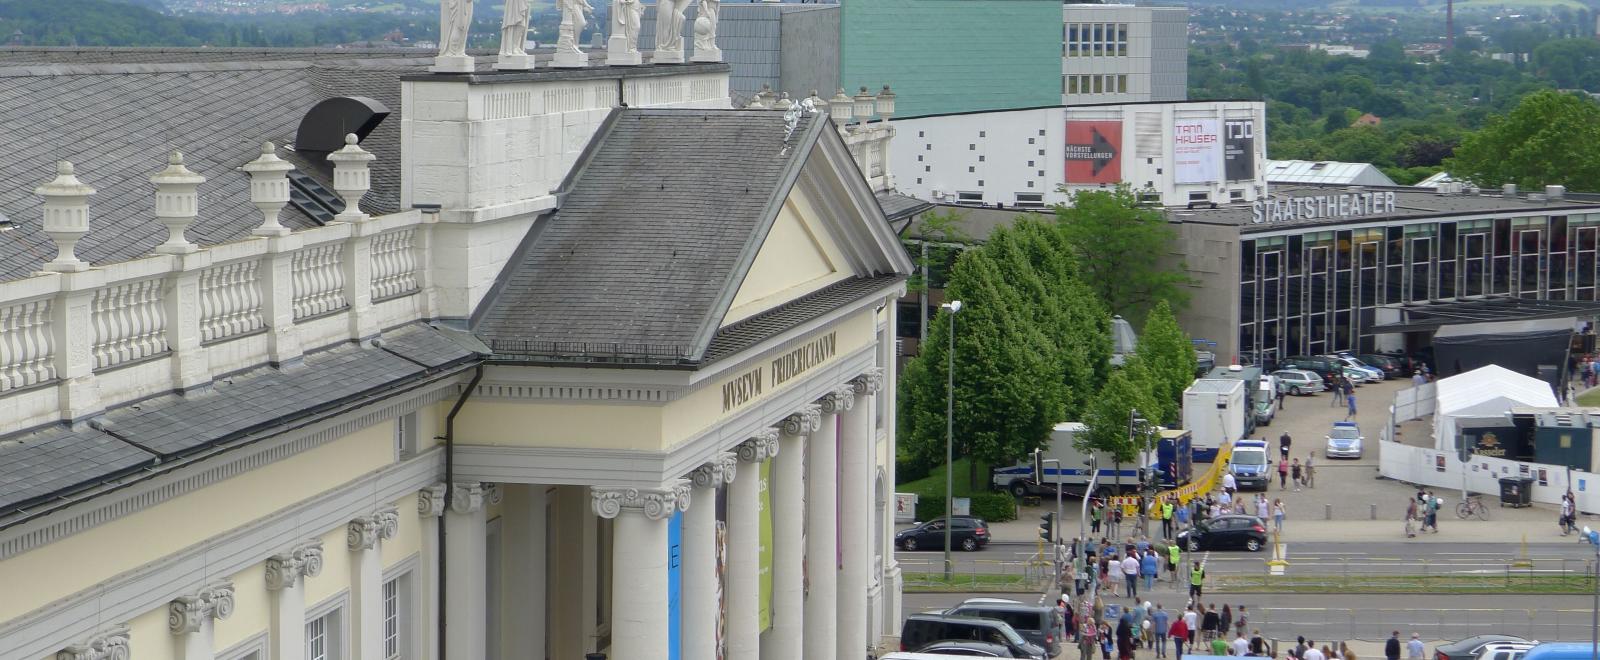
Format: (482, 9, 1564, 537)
(1220, 556, 1598, 592)
(1253, 605, 1597, 643)
(896, 558, 1053, 591)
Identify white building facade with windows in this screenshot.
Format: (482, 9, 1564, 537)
(1062, 3, 1189, 105)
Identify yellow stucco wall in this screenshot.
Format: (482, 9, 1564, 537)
(304, 525, 352, 609)
(130, 604, 175, 660)
(214, 563, 271, 652)
(455, 401, 663, 449)
(724, 187, 852, 326)
(0, 421, 395, 623)
(384, 493, 423, 570)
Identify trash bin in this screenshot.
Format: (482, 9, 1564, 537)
(1499, 477, 1533, 508)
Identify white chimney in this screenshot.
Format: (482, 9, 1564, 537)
(1502, 183, 1518, 197)
(1546, 184, 1566, 200)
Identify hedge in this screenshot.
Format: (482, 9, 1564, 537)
(912, 491, 1017, 523)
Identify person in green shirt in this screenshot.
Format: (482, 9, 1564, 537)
(1167, 543, 1181, 583)
(1211, 636, 1230, 656)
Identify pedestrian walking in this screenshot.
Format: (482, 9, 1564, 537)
(1385, 631, 1402, 660)
(1167, 539, 1181, 583)
(1407, 633, 1425, 660)
(1426, 492, 1440, 533)
(1291, 458, 1303, 492)
(1091, 499, 1104, 534)
(1405, 497, 1418, 538)
(1101, 621, 1115, 660)
(1235, 605, 1248, 633)
(1141, 549, 1158, 592)
(1108, 506, 1123, 540)
(1255, 493, 1269, 518)
(1152, 604, 1171, 658)
(1272, 499, 1286, 532)
(1117, 616, 1135, 660)
(1162, 497, 1175, 540)
(1122, 552, 1140, 599)
(1304, 452, 1316, 488)
(1329, 376, 1344, 407)
(1200, 604, 1218, 642)
(1079, 617, 1099, 660)
(1169, 614, 1189, 660)
(1277, 458, 1290, 490)
(1279, 431, 1292, 459)
(1346, 391, 1358, 420)
(1188, 560, 1206, 600)
(1182, 605, 1198, 644)
(1223, 471, 1237, 495)
(1219, 603, 1232, 638)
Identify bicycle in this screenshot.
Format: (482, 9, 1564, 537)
(1455, 495, 1489, 521)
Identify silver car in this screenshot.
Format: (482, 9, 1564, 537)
(1273, 369, 1325, 396)
(1326, 422, 1364, 458)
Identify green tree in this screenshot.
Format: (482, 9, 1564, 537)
(1077, 359, 1161, 493)
(1447, 90, 1600, 191)
(1533, 39, 1600, 89)
(1053, 186, 1193, 325)
(1132, 301, 1195, 426)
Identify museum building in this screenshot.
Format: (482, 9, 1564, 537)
(0, 41, 908, 660)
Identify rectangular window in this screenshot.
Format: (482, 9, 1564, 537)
(1068, 24, 1079, 56)
(395, 412, 418, 460)
(1068, 77, 1078, 94)
(1188, 191, 1209, 202)
(1230, 189, 1245, 202)
(307, 599, 346, 660)
(1118, 23, 1129, 56)
(956, 191, 984, 205)
(1014, 192, 1046, 209)
(1093, 76, 1103, 93)
(1118, 74, 1128, 93)
(384, 578, 402, 659)
(1093, 24, 1103, 56)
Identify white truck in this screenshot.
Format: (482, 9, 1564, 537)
(1182, 378, 1246, 462)
(991, 422, 1186, 499)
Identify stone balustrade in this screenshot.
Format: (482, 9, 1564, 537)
(0, 138, 437, 435)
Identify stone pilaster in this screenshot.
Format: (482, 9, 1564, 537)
(805, 387, 851, 660)
(445, 482, 487, 660)
(592, 481, 689, 660)
(169, 581, 235, 660)
(349, 507, 399, 660)
(267, 541, 325, 660)
(727, 428, 778, 660)
(684, 452, 737, 660)
(838, 368, 882, 659)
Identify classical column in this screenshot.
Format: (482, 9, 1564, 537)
(727, 430, 779, 660)
(685, 453, 737, 660)
(592, 481, 690, 660)
(445, 483, 488, 660)
(348, 509, 400, 660)
(806, 388, 851, 660)
(266, 541, 326, 660)
(765, 406, 817, 660)
(169, 582, 235, 660)
(417, 484, 447, 660)
(838, 369, 882, 659)
(55, 625, 130, 660)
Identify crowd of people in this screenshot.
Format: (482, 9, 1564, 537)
(1061, 596, 1269, 660)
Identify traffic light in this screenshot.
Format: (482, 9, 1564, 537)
(1039, 512, 1055, 542)
(1032, 449, 1045, 484)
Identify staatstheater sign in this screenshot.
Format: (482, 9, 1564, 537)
(1251, 190, 1397, 224)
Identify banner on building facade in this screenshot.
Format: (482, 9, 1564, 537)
(1224, 119, 1255, 181)
(668, 509, 683, 660)
(1173, 118, 1222, 183)
(758, 459, 773, 631)
(1065, 120, 1122, 184)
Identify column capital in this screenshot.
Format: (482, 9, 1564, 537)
(851, 367, 885, 395)
(168, 581, 235, 634)
(265, 540, 325, 591)
(591, 481, 688, 521)
(737, 428, 781, 463)
(690, 451, 739, 488)
(347, 507, 401, 551)
(820, 384, 856, 414)
(418, 483, 447, 517)
(56, 624, 130, 660)
(450, 482, 485, 515)
(781, 404, 823, 436)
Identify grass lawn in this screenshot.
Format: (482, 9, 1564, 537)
(1217, 573, 1597, 594)
(1577, 389, 1600, 407)
(898, 457, 990, 497)
(902, 571, 1046, 593)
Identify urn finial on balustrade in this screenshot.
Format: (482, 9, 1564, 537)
(243, 141, 294, 238)
(35, 160, 96, 272)
(326, 133, 375, 223)
(150, 150, 206, 254)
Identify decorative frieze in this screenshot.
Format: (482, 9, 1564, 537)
(265, 541, 325, 591)
(736, 428, 780, 463)
(689, 451, 738, 489)
(819, 385, 856, 414)
(168, 581, 235, 634)
(851, 367, 885, 396)
(56, 624, 130, 660)
(347, 507, 400, 551)
(591, 480, 691, 521)
(780, 404, 823, 436)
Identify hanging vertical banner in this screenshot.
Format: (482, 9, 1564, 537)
(1224, 119, 1256, 182)
(668, 509, 684, 660)
(1173, 118, 1222, 183)
(758, 459, 774, 631)
(716, 484, 729, 659)
(1065, 120, 1123, 183)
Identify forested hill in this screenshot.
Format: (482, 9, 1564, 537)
(0, 0, 453, 47)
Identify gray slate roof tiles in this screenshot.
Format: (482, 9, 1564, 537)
(472, 108, 824, 363)
(0, 323, 478, 516)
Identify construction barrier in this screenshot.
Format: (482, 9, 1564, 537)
(1105, 441, 1235, 517)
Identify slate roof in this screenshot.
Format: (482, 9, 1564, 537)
(875, 191, 934, 224)
(472, 108, 832, 365)
(0, 50, 441, 281)
(701, 275, 903, 363)
(0, 323, 480, 517)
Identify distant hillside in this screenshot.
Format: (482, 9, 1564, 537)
(0, 0, 229, 46)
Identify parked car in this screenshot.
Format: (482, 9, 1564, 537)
(1436, 635, 1530, 660)
(1519, 644, 1593, 660)
(1357, 354, 1406, 379)
(1325, 421, 1364, 459)
(896, 516, 990, 552)
(1328, 354, 1386, 381)
(899, 613, 1047, 659)
(1273, 369, 1326, 396)
(1280, 356, 1344, 385)
(1340, 365, 1377, 384)
(1475, 641, 1536, 660)
(1175, 514, 1268, 552)
(913, 640, 1019, 656)
(945, 597, 1062, 658)
(883, 646, 1015, 660)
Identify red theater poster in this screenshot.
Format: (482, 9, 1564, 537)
(1065, 120, 1122, 184)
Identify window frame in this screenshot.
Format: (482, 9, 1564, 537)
(218, 632, 269, 660)
(306, 591, 350, 660)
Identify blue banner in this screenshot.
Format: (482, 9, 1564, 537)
(668, 509, 683, 660)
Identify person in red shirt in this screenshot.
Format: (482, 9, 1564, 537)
(1169, 615, 1190, 660)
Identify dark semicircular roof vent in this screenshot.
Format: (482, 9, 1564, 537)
(295, 96, 391, 155)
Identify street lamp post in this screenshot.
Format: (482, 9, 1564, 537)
(941, 300, 963, 580)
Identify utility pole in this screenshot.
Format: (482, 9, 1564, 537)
(941, 300, 963, 581)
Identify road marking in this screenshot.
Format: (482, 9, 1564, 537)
(1269, 544, 1288, 575)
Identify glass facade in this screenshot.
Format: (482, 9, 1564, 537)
(1238, 213, 1600, 363)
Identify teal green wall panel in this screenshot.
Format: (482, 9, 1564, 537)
(841, 0, 1061, 118)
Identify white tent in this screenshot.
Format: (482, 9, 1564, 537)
(1432, 364, 1558, 450)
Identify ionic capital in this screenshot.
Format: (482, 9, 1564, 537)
(347, 507, 401, 551)
(591, 481, 689, 521)
(851, 367, 884, 395)
(484, 482, 504, 506)
(450, 482, 485, 515)
(820, 384, 856, 414)
(168, 581, 235, 634)
(781, 404, 823, 436)
(737, 428, 781, 463)
(265, 540, 325, 591)
(417, 483, 447, 517)
(690, 451, 739, 488)
(56, 625, 130, 660)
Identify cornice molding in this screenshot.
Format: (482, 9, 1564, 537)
(168, 581, 235, 634)
(471, 382, 684, 404)
(346, 507, 400, 551)
(55, 625, 130, 660)
(265, 540, 325, 591)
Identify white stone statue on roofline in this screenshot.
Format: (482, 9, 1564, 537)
(652, 0, 692, 63)
(495, 0, 535, 69)
(553, 0, 594, 67)
(607, 0, 644, 66)
(692, 0, 722, 63)
(433, 0, 474, 72)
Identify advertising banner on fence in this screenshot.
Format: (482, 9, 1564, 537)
(1065, 120, 1122, 184)
(1173, 118, 1221, 183)
(1224, 119, 1255, 181)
